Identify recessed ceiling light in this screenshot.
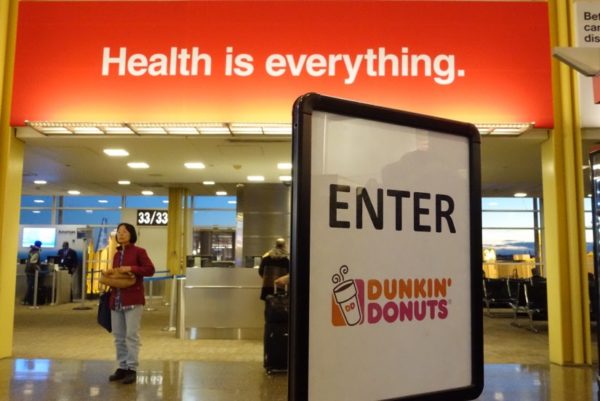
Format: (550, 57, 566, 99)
(118, 180, 131, 185)
(141, 190, 154, 196)
(279, 175, 292, 182)
(247, 175, 265, 182)
(216, 191, 227, 196)
(203, 181, 215, 185)
(34, 180, 47, 185)
(184, 162, 205, 169)
(277, 162, 292, 170)
(33, 199, 45, 204)
(103, 148, 129, 157)
(68, 190, 80, 195)
(128, 162, 149, 169)
(514, 192, 527, 198)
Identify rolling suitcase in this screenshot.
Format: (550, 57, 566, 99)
(263, 283, 288, 374)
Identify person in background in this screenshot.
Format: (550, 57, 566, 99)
(22, 240, 42, 305)
(58, 241, 78, 274)
(106, 223, 155, 385)
(258, 238, 289, 300)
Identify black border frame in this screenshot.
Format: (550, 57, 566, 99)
(289, 93, 483, 401)
(588, 146, 600, 385)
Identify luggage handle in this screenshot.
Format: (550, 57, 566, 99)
(273, 280, 288, 295)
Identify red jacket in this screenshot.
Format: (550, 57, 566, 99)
(109, 244, 155, 308)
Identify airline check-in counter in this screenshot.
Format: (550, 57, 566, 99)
(15, 263, 72, 304)
(180, 266, 263, 339)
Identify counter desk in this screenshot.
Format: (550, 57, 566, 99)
(15, 264, 72, 304)
(182, 267, 264, 340)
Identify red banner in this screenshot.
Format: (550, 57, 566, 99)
(11, 1, 553, 127)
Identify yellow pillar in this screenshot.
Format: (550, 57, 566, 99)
(166, 188, 189, 275)
(543, 0, 592, 365)
(0, 0, 22, 359)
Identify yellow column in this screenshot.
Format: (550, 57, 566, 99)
(166, 188, 189, 275)
(0, 0, 22, 359)
(544, 0, 592, 365)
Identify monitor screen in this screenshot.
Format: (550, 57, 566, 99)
(22, 227, 57, 248)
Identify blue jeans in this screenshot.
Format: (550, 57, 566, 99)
(111, 305, 143, 371)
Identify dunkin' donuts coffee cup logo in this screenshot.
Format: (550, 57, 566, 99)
(331, 265, 452, 327)
(331, 265, 364, 326)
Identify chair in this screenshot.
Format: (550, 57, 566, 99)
(508, 278, 527, 327)
(482, 278, 513, 316)
(515, 278, 548, 333)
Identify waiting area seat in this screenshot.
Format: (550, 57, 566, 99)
(509, 277, 548, 333)
(482, 277, 516, 316)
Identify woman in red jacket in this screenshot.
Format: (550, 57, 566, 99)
(107, 223, 155, 385)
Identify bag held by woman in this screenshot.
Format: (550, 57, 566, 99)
(97, 291, 112, 332)
(99, 269, 136, 288)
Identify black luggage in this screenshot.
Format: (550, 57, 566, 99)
(263, 283, 288, 373)
(264, 322, 288, 374)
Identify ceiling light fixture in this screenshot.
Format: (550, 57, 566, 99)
(475, 123, 534, 136)
(184, 162, 206, 169)
(33, 180, 47, 185)
(277, 162, 292, 170)
(98, 200, 109, 204)
(68, 190, 81, 195)
(279, 175, 292, 182)
(33, 199, 45, 203)
(127, 162, 149, 169)
(141, 190, 154, 195)
(247, 175, 265, 182)
(103, 148, 129, 157)
(118, 180, 131, 185)
(203, 181, 215, 185)
(216, 191, 227, 196)
(513, 192, 528, 198)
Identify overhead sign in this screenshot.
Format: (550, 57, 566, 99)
(289, 94, 483, 401)
(11, 1, 552, 127)
(136, 209, 168, 226)
(575, 1, 600, 124)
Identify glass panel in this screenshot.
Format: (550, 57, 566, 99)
(585, 212, 593, 229)
(584, 197, 592, 212)
(62, 195, 121, 207)
(20, 209, 52, 224)
(60, 210, 121, 225)
(193, 211, 236, 227)
(482, 229, 536, 258)
(125, 196, 169, 208)
(586, 229, 593, 253)
(482, 212, 534, 228)
(21, 195, 53, 207)
(193, 196, 237, 209)
(482, 197, 534, 210)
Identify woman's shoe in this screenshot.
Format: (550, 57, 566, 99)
(108, 368, 128, 382)
(121, 369, 137, 384)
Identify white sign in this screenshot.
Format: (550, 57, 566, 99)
(575, 1, 600, 127)
(290, 94, 482, 401)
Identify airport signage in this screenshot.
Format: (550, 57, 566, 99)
(136, 209, 168, 226)
(11, 1, 552, 127)
(289, 94, 483, 401)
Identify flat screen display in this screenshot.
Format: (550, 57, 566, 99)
(22, 227, 57, 248)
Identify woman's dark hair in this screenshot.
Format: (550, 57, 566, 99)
(117, 223, 137, 244)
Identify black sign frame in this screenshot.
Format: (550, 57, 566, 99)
(289, 93, 483, 401)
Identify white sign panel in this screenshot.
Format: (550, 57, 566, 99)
(575, 1, 600, 127)
(289, 94, 482, 401)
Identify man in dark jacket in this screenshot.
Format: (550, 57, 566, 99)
(58, 241, 78, 274)
(258, 238, 289, 300)
(22, 240, 42, 305)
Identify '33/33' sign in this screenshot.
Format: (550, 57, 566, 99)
(137, 209, 168, 226)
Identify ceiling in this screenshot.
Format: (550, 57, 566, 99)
(16, 127, 600, 199)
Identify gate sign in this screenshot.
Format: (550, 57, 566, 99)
(289, 94, 483, 401)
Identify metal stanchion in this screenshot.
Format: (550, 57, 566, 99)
(73, 239, 92, 310)
(145, 280, 156, 311)
(50, 268, 57, 306)
(176, 276, 186, 339)
(29, 270, 40, 310)
(162, 275, 178, 332)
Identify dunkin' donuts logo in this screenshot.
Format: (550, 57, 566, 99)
(331, 265, 452, 326)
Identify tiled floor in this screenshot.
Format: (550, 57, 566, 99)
(3, 302, 600, 400)
(0, 359, 597, 401)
